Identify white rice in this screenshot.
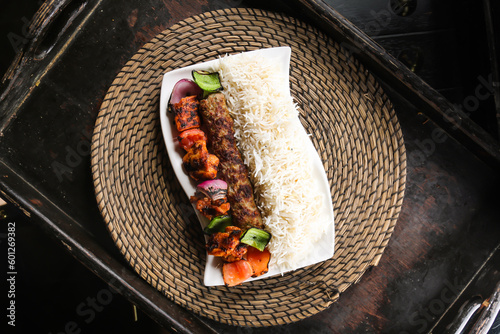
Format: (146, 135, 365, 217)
(213, 53, 326, 272)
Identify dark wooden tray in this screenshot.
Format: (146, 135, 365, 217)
(1, 0, 499, 333)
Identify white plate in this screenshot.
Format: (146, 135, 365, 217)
(159, 47, 335, 286)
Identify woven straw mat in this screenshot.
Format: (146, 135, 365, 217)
(91, 7, 407, 327)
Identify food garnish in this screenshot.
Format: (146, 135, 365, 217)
(177, 128, 206, 151)
(204, 215, 232, 235)
(192, 70, 222, 95)
(196, 179, 228, 202)
(240, 228, 271, 252)
(219, 245, 271, 286)
(190, 180, 230, 220)
(169, 79, 203, 105)
(222, 260, 253, 287)
(246, 247, 271, 277)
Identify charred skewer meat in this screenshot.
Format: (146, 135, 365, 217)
(199, 93, 263, 231)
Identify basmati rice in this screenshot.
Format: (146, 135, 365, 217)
(213, 53, 327, 272)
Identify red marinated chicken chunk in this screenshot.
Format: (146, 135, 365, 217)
(206, 226, 248, 262)
(190, 196, 230, 220)
(182, 140, 219, 181)
(172, 95, 201, 132)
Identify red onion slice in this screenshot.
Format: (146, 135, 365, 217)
(169, 79, 203, 105)
(197, 180, 228, 201)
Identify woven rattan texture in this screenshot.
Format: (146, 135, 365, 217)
(91, 7, 407, 327)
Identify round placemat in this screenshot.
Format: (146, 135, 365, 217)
(91, 7, 406, 327)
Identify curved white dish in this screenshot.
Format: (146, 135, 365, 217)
(159, 47, 335, 286)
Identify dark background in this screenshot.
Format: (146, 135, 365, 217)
(1, 0, 499, 333)
(1, 1, 169, 333)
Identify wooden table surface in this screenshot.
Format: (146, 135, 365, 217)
(1, 0, 499, 333)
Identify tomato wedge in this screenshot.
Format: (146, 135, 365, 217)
(222, 260, 253, 286)
(178, 128, 207, 151)
(246, 247, 271, 277)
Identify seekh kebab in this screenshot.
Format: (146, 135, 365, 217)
(199, 93, 264, 231)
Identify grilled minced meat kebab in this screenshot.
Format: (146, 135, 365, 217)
(200, 93, 263, 231)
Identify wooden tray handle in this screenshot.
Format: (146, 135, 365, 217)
(2, 0, 88, 84)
